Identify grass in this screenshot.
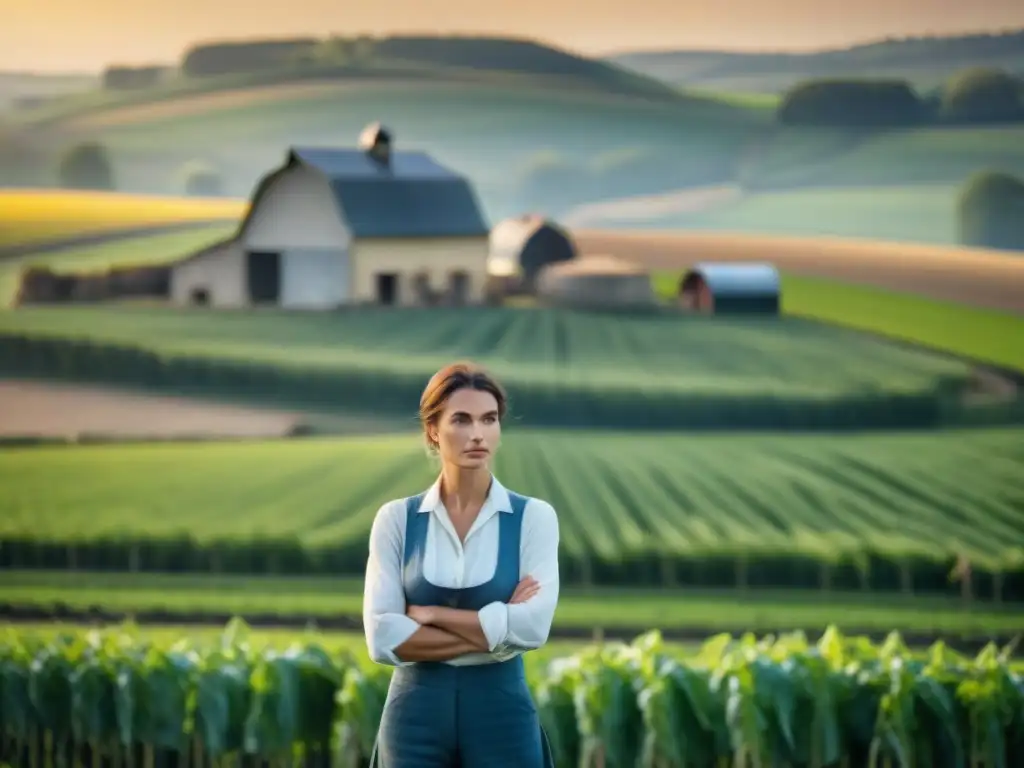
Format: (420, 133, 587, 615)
(1, 428, 1022, 572)
(649, 270, 1024, 372)
(781, 274, 1024, 372)
(3, 571, 1022, 637)
(0, 189, 245, 250)
(0, 224, 236, 306)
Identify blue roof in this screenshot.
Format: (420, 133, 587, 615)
(688, 262, 780, 296)
(287, 146, 489, 238)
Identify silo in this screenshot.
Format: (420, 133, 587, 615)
(488, 214, 577, 293)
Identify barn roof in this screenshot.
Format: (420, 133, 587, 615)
(686, 262, 780, 296)
(489, 214, 569, 251)
(279, 143, 489, 238)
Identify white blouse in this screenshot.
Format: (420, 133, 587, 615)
(362, 475, 560, 667)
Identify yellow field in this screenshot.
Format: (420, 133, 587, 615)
(0, 189, 247, 250)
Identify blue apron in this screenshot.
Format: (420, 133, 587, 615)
(369, 490, 555, 767)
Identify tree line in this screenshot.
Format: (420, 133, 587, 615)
(775, 67, 1024, 127)
(97, 34, 674, 100)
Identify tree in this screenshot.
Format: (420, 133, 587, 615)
(776, 78, 927, 127)
(57, 142, 115, 190)
(956, 170, 1024, 251)
(940, 68, 1024, 124)
(179, 160, 224, 196)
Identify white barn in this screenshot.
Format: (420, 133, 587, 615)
(170, 124, 490, 309)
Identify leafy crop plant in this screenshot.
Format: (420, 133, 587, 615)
(0, 620, 1021, 767)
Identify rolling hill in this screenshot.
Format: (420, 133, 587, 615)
(6, 76, 765, 223)
(608, 28, 1024, 93)
(3, 32, 1023, 245)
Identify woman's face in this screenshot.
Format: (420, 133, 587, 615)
(429, 387, 501, 469)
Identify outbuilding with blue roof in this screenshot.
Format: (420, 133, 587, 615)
(170, 123, 490, 309)
(678, 262, 781, 315)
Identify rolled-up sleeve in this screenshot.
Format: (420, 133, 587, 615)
(362, 501, 420, 666)
(478, 499, 560, 652)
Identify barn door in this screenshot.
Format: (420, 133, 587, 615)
(449, 270, 470, 306)
(247, 251, 281, 304)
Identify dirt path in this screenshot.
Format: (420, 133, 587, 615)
(570, 228, 1024, 314)
(0, 379, 303, 440)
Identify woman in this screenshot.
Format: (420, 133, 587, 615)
(363, 361, 560, 767)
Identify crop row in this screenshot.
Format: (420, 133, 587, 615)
(0, 302, 981, 431)
(2, 429, 1022, 599)
(0, 621, 1021, 768)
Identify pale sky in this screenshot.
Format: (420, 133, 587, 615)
(3, 0, 1023, 73)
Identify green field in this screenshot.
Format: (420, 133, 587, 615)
(4, 571, 1022, 637)
(647, 271, 1024, 373)
(0, 303, 979, 432)
(2, 429, 1022, 590)
(1, 621, 1020, 767)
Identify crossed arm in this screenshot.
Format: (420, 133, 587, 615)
(394, 577, 540, 661)
(362, 500, 559, 666)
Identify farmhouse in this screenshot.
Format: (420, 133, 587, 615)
(536, 254, 656, 309)
(678, 263, 781, 315)
(487, 214, 577, 293)
(170, 123, 490, 309)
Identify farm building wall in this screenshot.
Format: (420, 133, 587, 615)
(242, 163, 353, 252)
(239, 162, 354, 309)
(352, 236, 488, 305)
(536, 255, 656, 309)
(170, 240, 246, 307)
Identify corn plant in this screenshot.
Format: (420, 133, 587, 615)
(0, 622, 1021, 768)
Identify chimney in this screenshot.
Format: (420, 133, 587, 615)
(358, 121, 392, 167)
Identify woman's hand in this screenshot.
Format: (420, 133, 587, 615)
(509, 575, 540, 604)
(406, 605, 437, 625)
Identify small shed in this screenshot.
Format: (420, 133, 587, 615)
(536, 254, 655, 309)
(171, 237, 244, 306)
(488, 214, 577, 292)
(678, 262, 780, 315)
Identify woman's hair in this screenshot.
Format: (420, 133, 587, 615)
(419, 361, 508, 452)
